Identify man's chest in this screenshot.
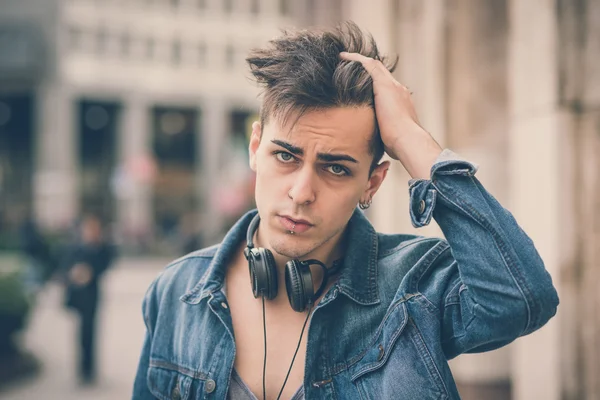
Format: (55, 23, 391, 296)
(225, 262, 310, 400)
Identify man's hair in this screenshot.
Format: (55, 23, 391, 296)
(246, 21, 397, 174)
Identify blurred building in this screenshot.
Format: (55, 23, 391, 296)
(0, 0, 341, 249)
(2, 0, 599, 399)
(344, 1, 599, 400)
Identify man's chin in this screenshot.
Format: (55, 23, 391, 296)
(270, 237, 314, 260)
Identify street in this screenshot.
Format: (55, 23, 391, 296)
(0, 257, 170, 400)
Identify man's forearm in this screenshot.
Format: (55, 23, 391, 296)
(389, 125, 442, 180)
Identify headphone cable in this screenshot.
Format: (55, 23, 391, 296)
(276, 304, 312, 400)
(261, 300, 313, 400)
(262, 296, 267, 400)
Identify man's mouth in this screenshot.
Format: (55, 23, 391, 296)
(278, 215, 314, 234)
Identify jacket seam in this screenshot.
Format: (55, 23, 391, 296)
(149, 359, 209, 380)
(444, 276, 463, 306)
(412, 241, 452, 315)
(407, 318, 449, 396)
(344, 298, 409, 369)
(378, 237, 440, 259)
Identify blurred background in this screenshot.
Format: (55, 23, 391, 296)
(0, 0, 598, 399)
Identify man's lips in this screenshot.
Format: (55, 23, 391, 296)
(282, 215, 313, 225)
(278, 215, 313, 233)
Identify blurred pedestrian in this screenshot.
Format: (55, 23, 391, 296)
(19, 216, 56, 295)
(62, 214, 116, 385)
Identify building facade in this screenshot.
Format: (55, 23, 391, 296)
(0, 0, 340, 249)
(2, 0, 598, 398)
(344, 1, 599, 399)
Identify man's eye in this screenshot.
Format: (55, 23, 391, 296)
(275, 152, 295, 163)
(327, 165, 349, 176)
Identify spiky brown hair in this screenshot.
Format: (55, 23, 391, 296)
(246, 21, 397, 173)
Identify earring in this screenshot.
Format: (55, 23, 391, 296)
(359, 198, 372, 210)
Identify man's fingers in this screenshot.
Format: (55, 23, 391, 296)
(339, 52, 391, 80)
(339, 51, 370, 63)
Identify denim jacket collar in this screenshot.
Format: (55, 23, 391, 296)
(180, 208, 380, 306)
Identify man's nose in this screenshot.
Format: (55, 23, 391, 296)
(287, 169, 317, 205)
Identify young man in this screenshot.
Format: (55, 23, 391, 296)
(133, 23, 558, 400)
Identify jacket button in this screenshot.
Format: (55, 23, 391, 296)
(418, 200, 426, 215)
(171, 384, 181, 400)
(205, 379, 216, 393)
(377, 344, 385, 361)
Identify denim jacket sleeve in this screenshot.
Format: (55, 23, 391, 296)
(132, 278, 159, 399)
(408, 149, 559, 359)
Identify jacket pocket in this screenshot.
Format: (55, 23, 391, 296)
(350, 301, 448, 400)
(147, 361, 204, 400)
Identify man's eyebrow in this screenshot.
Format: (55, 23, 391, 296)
(271, 139, 359, 164)
(271, 140, 303, 156)
(317, 153, 359, 164)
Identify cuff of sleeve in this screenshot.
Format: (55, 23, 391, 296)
(430, 148, 479, 177)
(407, 149, 479, 228)
(408, 179, 437, 228)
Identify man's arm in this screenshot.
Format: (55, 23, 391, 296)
(410, 151, 558, 358)
(340, 51, 558, 357)
(132, 279, 159, 399)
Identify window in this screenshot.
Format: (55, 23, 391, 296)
(68, 26, 83, 51)
(96, 27, 108, 55)
(172, 39, 182, 65)
(120, 31, 131, 58)
(225, 43, 235, 69)
(198, 42, 207, 67)
(146, 37, 155, 60)
(250, 0, 259, 15)
(279, 0, 290, 16)
(223, 0, 233, 14)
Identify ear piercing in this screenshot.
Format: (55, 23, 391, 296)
(359, 198, 372, 210)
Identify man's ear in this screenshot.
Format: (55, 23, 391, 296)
(248, 121, 261, 172)
(363, 161, 390, 200)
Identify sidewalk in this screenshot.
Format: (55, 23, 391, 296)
(0, 258, 167, 400)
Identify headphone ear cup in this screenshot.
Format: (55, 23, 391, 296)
(248, 248, 278, 300)
(285, 260, 314, 312)
(262, 248, 278, 300)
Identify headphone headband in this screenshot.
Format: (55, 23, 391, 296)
(246, 213, 261, 250)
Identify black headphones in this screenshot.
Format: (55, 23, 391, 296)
(244, 213, 342, 312)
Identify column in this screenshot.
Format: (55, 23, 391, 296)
(444, 0, 512, 394)
(508, 0, 561, 399)
(198, 98, 229, 243)
(116, 95, 153, 248)
(34, 83, 78, 230)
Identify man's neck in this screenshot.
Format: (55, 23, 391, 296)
(253, 228, 347, 287)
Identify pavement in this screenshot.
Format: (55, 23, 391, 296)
(0, 257, 171, 400)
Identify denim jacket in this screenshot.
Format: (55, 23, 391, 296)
(132, 150, 559, 400)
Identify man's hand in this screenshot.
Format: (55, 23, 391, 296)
(340, 52, 442, 180)
(69, 263, 93, 286)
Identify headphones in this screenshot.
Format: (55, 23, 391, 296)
(244, 213, 342, 312)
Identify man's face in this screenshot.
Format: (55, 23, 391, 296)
(248, 106, 389, 261)
(81, 217, 102, 244)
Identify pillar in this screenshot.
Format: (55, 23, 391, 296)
(508, 0, 561, 399)
(116, 95, 153, 248)
(34, 83, 78, 230)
